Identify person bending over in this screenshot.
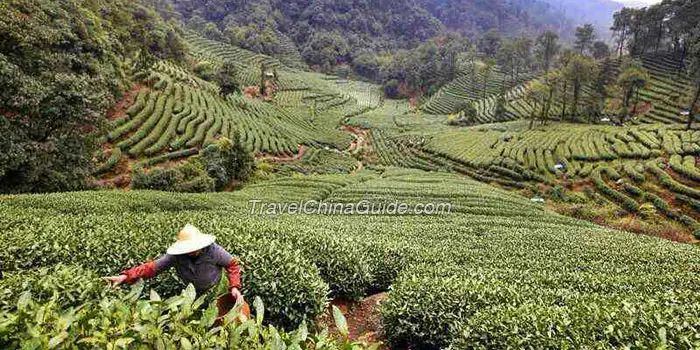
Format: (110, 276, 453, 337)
(104, 224, 243, 304)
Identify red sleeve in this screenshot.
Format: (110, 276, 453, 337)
(225, 257, 241, 290)
(121, 261, 157, 283)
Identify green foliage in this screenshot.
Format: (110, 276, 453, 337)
(214, 62, 240, 96)
(5, 171, 700, 347)
(574, 23, 596, 55)
(132, 157, 215, 193)
(200, 135, 254, 190)
(0, 273, 363, 349)
(0, 0, 186, 193)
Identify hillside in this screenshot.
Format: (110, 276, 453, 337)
(2, 0, 700, 348)
(5, 169, 700, 348)
(173, 0, 575, 70)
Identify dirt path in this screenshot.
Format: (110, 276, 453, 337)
(318, 293, 389, 349)
(343, 126, 378, 167)
(107, 85, 145, 121)
(257, 145, 307, 162)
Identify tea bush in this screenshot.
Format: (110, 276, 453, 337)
(0, 276, 371, 349)
(4, 170, 700, 347)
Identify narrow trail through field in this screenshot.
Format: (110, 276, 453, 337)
(343, 126, 377, 174)
(107, 84, 145, 121)
(257, 145, 307, 162)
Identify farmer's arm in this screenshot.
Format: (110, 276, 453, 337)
(104, 254, 175, 286)
(211, 244, 243, 298)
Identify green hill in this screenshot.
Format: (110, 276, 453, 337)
(4, 169, 700, 348)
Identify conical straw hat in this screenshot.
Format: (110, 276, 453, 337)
(167, 224, 216, 255)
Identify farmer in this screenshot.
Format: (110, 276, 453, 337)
(103, 224, 243, 304)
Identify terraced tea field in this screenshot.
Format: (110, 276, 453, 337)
(5, 169, 700, 348)
(96, 34, 385, 179)
(421, 52, 692, 127)
(360, 121, 700, 238)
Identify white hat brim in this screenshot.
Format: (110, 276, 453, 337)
(167, 234, 216, 255)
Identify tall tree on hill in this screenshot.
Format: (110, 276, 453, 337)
(497, 41, 518, 85)
(214, 62, 239, 97)
(669, 0, 700, 75)
(611, 8, 633, 59)
(608, 59, 650, 123)
(684, 27, 700, 130)
(628, 8, 649, 56)
(535, 31, 560, 73)
(478, 29, 502, 58)
(646, 4, 668, 53)
(515, 37, 534, 83)
(556, 49, 576, 121)
(467, 46, 478, 86)
(565, 54, 597, 119)
(526, 80, 551, 129)
(574, 24, 596, 55)
(259, 63, 267, 96)
(541, 70, 561, 123)
(591, 58, 614, 120)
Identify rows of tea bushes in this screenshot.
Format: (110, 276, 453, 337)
(421, 66, 536, 116)
(6, 169, 700, 347)
(99, 33, 391, 177)
(632, 53, 693, 124)
(102, 60, 357, 171)
(421, 52, 690, 126)
(409, 122, 700, 229)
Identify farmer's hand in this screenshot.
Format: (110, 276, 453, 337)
(103, 275, 127, 288)
(231, 288, 244, 304)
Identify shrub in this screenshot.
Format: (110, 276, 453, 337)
(200, 134, 255, 190)
(131, 158, 215, 193)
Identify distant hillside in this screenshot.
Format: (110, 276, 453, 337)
(171, 0, 577, 69)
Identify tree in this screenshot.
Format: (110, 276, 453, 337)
(214, 62, 239, 96)
(447, 102, 478, 126)
(526, 80, 549, 129)
(611, 8, 633, 59)
(590, 58, 614, 121)
(514, 37, 533, 83)
(684, 27, 700, 129)
(259, 63, 267, 96)
(627, 8, 648, 56)
(478, 29, 502, 58)
(592, 41, 611, 60)
(608, 60, 650, 123)
(535, 31, 560, 73)
(564, 54, 597, 118)
(541, 70, 561, 123)
(556, 49, 576, 121)
(497, 41, 518, 85)
(574, 24, 596, 55)
(0, 0, 185, 193)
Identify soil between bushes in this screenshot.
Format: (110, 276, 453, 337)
(318, 293, 389, 349)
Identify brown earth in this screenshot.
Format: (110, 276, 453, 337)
(318, 293, 389, 349)
(107, 85, 146, 121)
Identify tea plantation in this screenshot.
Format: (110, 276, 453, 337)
(3, 169, 700, 348)
(7, 18, 700, 350)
